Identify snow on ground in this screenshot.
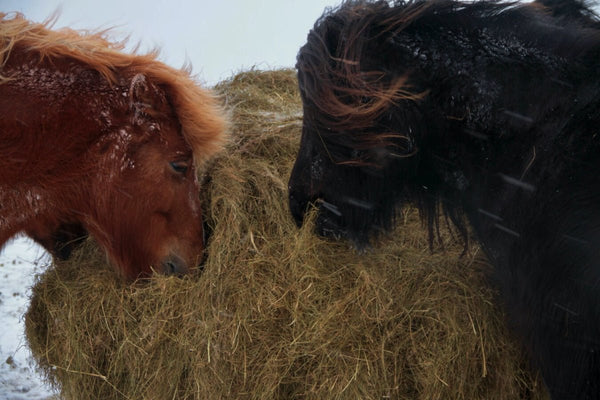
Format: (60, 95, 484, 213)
(0, 236, 58, 400)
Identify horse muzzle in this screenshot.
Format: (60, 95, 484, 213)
(161, 253, 190, 276)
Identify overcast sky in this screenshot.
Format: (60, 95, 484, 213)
(3, 0, 341, 86)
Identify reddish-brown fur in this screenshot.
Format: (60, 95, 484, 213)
(0, 13, 227, 279)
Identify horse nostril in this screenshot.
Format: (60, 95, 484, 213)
(162, 254, 188, 276)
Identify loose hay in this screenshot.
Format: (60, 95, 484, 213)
(25, 69, 549, 400)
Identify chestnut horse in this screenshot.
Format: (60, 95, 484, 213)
(289, 0, 600, 398)
(0, 13, 227, 279)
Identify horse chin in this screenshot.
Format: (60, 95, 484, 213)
(316, 216, 376, 253)
(290, 193, 374, 247)
(316, 216, 347, 241)
(315, 202, 380, 249)
(315, 205, 365, 245)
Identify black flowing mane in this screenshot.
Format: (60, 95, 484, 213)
(294, 0, 600, 244)
(289, 0, 600, 397)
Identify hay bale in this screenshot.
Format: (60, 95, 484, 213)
(25, 69, 548, 400)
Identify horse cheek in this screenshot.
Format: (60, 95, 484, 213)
(289, 135, 320, 225)
(151, 172, 204, 271)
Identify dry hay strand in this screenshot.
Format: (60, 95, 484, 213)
(25, 69, 549, 400)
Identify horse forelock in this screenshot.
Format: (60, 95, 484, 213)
(130, 63, 228, 164)
(297, 1, 430, 163)
(0, 12, 228, 163)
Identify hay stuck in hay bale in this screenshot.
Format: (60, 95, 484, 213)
(25, 69, 548, 400)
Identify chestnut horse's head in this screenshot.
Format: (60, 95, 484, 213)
(0, 13, 227, 280)
(85, 72, 225, 279)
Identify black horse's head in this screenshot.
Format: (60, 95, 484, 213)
(288, 0, 599, 246)
(288, 1, 435, 245)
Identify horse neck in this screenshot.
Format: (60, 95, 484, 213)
(0, 51, 129, 234)
(2, 52, 127, 170)
(407, 8, 598, 190)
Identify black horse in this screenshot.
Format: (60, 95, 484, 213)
(288, 0, 600, 398)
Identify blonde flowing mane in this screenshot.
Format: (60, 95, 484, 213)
(0, 12, 227, 161)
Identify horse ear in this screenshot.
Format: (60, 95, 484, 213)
(129, 73, 155, 125)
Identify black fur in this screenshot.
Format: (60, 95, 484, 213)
(288, 0, 600, 398)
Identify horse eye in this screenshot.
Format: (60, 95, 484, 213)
(169, 160, 190, 175)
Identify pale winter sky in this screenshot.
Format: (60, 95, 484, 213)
(2, 0, 342, 86)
